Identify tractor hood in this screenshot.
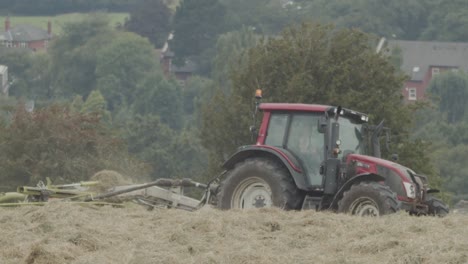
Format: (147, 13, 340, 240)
(346, 154, 416, 182)
(347, 153, 398, 168)
(346, 153, 424, 200)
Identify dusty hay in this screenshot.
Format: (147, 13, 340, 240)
(0, 203, 467, 264)
(89, 170, 132, 193)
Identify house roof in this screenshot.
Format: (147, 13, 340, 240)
(388, 40, 468, 81)
(1, 24, 50, 42)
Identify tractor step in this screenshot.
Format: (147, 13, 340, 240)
(302, 196, 322, 210)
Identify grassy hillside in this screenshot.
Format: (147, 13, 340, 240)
(0, 13, 128, 35)
(0, 203, 467, 264)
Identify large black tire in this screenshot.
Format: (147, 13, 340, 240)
(425, 196, 449, 217)
(338, 182, 400, 216)
(217, 158, 303, 210)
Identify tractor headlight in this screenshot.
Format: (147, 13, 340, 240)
(403, 182, 416, 199)
(355, 161, 371, 169)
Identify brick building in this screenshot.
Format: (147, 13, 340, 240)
(388, 40, 468, 101)
(0, 17, 52, 51)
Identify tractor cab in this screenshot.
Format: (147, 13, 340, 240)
(257, 103, 368, 189)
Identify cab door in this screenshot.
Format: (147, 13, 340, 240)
(285, 114, 324, 187)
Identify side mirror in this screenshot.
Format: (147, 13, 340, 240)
(317, 116, 327, 134)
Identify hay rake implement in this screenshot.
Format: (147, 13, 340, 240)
(0, 177, 220, 211)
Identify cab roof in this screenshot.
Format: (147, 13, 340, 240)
(259, 103, 330, 112)
(259, 103, 369, 123)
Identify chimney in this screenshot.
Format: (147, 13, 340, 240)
(5, 16, 10, 32)
(47, 20, 52, 37)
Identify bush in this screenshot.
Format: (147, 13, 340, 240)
(0, 103, 148, 188)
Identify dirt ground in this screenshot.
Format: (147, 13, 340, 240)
(0, 203, 467, 264)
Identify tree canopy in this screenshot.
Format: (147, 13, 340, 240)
(170, 0, 227, 71)
(124, 0, 172, 48)
(427, 71, 468, 124)
(0, 103, 147, 187)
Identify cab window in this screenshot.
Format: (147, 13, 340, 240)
(265, 114, 288, 147)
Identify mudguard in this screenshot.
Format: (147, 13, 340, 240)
(329, 173, 385, 209)
(222, 145, 311, 190)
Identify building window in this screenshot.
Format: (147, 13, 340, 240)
(20, 42, 26, 48)
(5, 41, 12, 48)
(408, 88, 417, 101)
(432, 67, 440, 76)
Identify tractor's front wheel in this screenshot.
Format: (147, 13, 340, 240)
(425, 196, 449, 217)
(217, 158, 303, 210)
(338, 182, 400, 216)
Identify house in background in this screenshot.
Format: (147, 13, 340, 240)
(0, 16, 52, 51)
(388, 40, 468, 101)
(158, 33, 195, 86)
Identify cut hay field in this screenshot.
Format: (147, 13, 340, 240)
(0, 13, 129, 35)
(0, 203, 467, 264)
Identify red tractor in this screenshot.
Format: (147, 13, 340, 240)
(216, 94, 449, 216)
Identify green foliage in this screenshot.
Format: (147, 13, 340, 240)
(0, 0, 140, 15)
(0, 103, 146, 188)
(218, 0, 468, 42)
(421, 0, 468, 41)
(413, 72, 468, 199)
(0, 96, 16, 126)
(170, 0, 227, 70)
(427, 71, 468, 124)
(389, 46, 403, 70)
(95, 32, 158, 110)
(122, 114, 175, 179)
(221, 0, 304, 35)
(182, 76, 214, 119)
(308, 0, 428, 40)
(49, 14, 114, 98)
(120, 114, 203, 179)
(125, 0, 172, 48)
(48, 14, 160, 113)
(212, 27, 258, 91)
(70, 90, 112, 123)
(132, 72, 183, 130)
(170, 128, 208, 181)
(0, 49, 52, 99)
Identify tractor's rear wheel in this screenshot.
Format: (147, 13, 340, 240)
(425, 196, 449, 217)
(217, 158, 303, 210)
(338, 182, 400, 216)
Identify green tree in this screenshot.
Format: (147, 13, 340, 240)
(132, 72, 183, 130)
(125, 0, 172, 48)
(427, 71, 468, 124)
(212, 27, 258, 90)
(421, 0, 468, 41)
(95, 31, 158, 111)
(122, 114, 176, 180)
(170, 127, 208, 181)
(0, 103, 145, 188)
(0, 49, 52, 99)
(305, 0, 428, 40)
(70, 90, 112, 123)
(170, 0, 227, 72)
(49, 14, 113, 98)
(221, 0, 304, 35)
